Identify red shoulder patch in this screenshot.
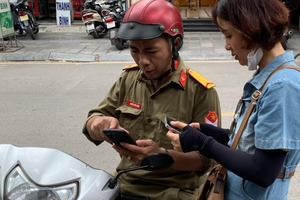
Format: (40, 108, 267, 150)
(204, 111, 218, 127)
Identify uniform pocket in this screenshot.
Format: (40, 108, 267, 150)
(116, 105, 143, 140)
(154, 113, 189, 148)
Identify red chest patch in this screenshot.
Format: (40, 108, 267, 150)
(126, 100, 142, 109)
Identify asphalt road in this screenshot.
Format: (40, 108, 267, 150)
(0, 60, 299, 199)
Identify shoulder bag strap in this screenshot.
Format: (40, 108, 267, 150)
(231, 65, 300, 149)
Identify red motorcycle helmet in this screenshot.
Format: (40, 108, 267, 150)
(117, 0, 184, 40)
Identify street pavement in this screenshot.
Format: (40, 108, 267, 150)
(0, 21, 300, 62)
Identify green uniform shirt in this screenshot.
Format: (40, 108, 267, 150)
(83, 58, 221, 200)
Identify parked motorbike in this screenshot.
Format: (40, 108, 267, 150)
(81, 0, 109, 39)
(108, 27, 128, 50)
(280, 1, 294, 50)
(102, 0, 128, 50)
(281, 28, 294, 50)
(103, 0, 125, 19)
(0, 144, 174, 200)
(9, 0, 39, 40)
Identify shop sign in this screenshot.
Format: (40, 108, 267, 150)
(0, 0, 14, 38)
(56, 0, 72, 25)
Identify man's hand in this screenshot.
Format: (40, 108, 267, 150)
(113, 139, 163, 166)
(86, 116, 125, 143)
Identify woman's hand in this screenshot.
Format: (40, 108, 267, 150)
(189, 122, 200, 130)
(166, 121, 188, 152)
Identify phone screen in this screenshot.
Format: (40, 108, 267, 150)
(164, 116, 182, 133)
(103, 129, 137, 146)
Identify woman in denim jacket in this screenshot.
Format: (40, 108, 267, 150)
(167, 0, 300, 199)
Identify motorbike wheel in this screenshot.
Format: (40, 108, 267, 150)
(28, 12, 39, 35)
(103, 27, 108, 34)
(33, 27, 39, 34)
(92, 31, 100, 39)
(27, 26, 35, 40)
(16, 28, 23, 35)
(115, 38, 125, 50)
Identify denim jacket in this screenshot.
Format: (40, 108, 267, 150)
(226, 51, 300, 200)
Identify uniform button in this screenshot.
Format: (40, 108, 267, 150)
(147, 119, 152, 123)
(151, 96, 155, 100)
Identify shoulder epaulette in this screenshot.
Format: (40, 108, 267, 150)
(188, 69, 216, 89)
(123, 64, 139, 70)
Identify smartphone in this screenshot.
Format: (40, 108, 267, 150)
(102, 129, 137, 146)
(164, 116, 182, 133)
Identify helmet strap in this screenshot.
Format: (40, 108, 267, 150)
(154, 37, 180, 87)
(171, 36, 180, 71)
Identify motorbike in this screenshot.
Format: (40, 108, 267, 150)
(0, 144, 174, 200)
(81, 0, 110, 39)
(280, 0, 294, 50)
(102, 0, 128, 50)
(9, 0, 39, 40)
(281, 28, 294, 50)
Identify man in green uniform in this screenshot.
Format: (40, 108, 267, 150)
(82, 0, 221, 199)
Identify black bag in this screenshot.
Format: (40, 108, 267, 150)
(197, 164, 227, 200)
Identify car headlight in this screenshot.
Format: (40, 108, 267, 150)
(5, 166, 78, 200)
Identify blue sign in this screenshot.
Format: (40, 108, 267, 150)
(56, 2, 70, 11)
(59, 16, 69, 25)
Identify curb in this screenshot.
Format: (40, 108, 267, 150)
(1, 52, 299, 62)
(39, 25, 87, 33)
(0, 52, 96, 62)
(0, 52, 234, 62)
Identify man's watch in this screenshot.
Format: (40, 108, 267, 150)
(161, 147, 169, 155)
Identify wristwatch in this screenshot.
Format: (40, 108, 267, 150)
(160, 147, 169, 155)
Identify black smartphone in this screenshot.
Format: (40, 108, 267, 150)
(164, 116, 182, 133)
(102, 129, 137, 146)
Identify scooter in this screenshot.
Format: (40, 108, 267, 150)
(81, 0, 109, 39)
(103, 0, 125, 19)
(104, 12, 128, 50)
(280, 1, 294, 50)
(281, 28, 294, 50)
(9, 0, 39, 40)
(109, 28, 128, 50)
(102, 0, 128, 50)
(0, 144, 174, 200)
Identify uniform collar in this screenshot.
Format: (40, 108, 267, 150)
(163, 56, 190, 89)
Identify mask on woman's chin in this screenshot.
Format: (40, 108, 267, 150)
(247, 48, 263, 70)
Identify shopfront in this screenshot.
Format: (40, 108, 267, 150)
(127, 0, 216, 19)
(25, 0, 215, 20)
(24, 0, 299, 28)
(173, 0, 215, 19)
